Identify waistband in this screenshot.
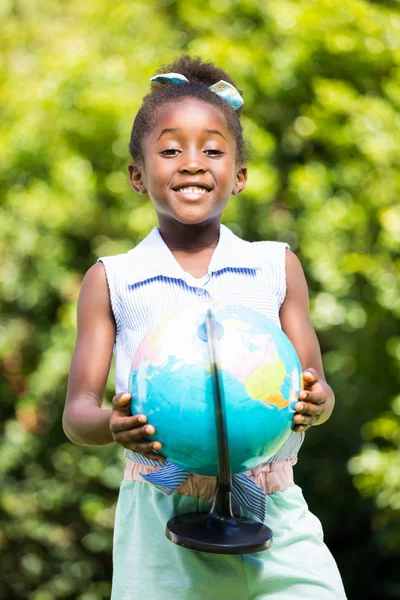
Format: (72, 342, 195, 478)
(124, 458, 297, 501)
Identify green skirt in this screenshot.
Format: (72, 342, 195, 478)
(111, 481, 346, 600)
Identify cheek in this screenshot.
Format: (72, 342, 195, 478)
(144, 162, 165, 190)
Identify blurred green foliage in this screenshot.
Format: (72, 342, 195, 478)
(1, 0, 400, 598)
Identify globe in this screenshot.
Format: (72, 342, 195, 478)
(129, 303, 302, 476)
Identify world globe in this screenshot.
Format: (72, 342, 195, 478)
(129, 303, 302, 476)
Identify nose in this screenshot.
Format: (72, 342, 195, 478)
(179, 149, 206, 174)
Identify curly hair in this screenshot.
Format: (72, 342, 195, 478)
(129, 55, 246, 164)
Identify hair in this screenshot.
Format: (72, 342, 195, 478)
(129, 55, 246, 165)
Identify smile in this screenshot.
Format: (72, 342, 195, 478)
(174, 186, 210, 196)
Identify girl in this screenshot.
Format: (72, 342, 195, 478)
(63, 55, 346, 599)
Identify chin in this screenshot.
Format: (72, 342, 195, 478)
(172, 211, 218, 225)
(170, 203, 227, 226)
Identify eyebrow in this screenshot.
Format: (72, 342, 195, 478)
(156, 128, 179, 141)
(156, 128, 227, 141)
(205, 128, 227, 140)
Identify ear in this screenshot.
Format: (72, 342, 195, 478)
(128, 162, 147, 194)
(232, 165, 247, 196)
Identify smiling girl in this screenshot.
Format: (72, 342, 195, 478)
(63, 56, 346, 599)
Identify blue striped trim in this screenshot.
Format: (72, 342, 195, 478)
(128, 452, 267, 522)
(140, 461, 191, 488)
(231, 472, 267, 522)
(124, 449, 162, 467)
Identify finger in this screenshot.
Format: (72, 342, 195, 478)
(293, 423, 312, 433)
(135, 451, 166, 462)
(113, 425, 160, 445)
(120, 438, 165, 460)
(294, 401, 323, 418)
(141, 453, 166, 462)
(120, 440, 166, 461)
(298, 390, 326, 406)
(111, 418, 153, 435)
(294, 415, 316, 431)
(302, 368, 319, 384)
(293, 410, 321, 429)
(112, 392, 132, 414)
(294, 403, 322, 428)
(293, 412, 318, 425)
(125, 440, 163, 454)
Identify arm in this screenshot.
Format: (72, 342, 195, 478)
(63, 262, 164, 460)
(279, 250, 335, 431)
(63, 262, 116, 445)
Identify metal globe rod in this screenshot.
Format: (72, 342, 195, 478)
(165, 309, 273, 554)
(206, 308, 232, 517)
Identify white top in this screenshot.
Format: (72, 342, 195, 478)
(99, 224, 304, 461)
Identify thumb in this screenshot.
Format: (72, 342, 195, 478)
(112, 392, 132, 415)
(302, 368, 319, 387)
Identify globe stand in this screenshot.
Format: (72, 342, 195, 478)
(165, 309, 273, 554)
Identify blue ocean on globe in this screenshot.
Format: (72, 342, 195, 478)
(129, 303, 302, 476)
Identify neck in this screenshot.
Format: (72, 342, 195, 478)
(158, 219, 221, 252)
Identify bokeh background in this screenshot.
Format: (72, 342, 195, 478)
(1, 0, 400, 598)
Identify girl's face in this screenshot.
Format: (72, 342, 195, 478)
(129, 98, 247, 227)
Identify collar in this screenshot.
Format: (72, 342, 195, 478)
(126, 225, 258, 286)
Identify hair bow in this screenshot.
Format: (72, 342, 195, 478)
(150, 72, 244, 111)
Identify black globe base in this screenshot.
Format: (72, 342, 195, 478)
(166, 511, 272, 555)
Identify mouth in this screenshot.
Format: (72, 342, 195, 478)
(172, 185, 212, 200)
(172, 185, 211, 201)
(175, 186, 209, 194)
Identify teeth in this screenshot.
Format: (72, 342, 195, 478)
(177, 186, 208, 194)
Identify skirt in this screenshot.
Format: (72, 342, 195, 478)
(111, 478, 346, 599)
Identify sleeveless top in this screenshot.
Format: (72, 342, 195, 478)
(99, 225, 305, 519)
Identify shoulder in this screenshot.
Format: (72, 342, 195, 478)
(284, 249, 306, 280)
(79, 253, 131, 308)
(81, 262, 107, 287)
(283, 250, 309, 301)
(73, 262, 116, 331)
(251, 240, 289, 251)
(98, 251, 131, 270)
(250, 240, 289, 264)
(79, 263, 111, 306)
(97, 235, 152, 283)
(96, 251, 133, 290)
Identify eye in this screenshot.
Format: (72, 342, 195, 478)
(160, 148, 180, 156)
(205, 149, 224, 156)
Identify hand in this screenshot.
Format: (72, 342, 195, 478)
(293, 368, 328, 432)
(110, 392, 165, 461)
